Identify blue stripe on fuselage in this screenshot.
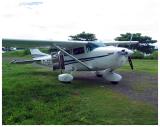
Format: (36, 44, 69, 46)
(64, 53, 114, 65)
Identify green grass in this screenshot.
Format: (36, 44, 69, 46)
(3, 48, 49, 58)
(2, 57, 158, 125)
(118, 59, 158, 74)
(3, 50, 30, 57)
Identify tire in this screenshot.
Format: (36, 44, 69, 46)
(110, 81, 119, 84)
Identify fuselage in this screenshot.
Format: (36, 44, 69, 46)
(34, 42, 133, 72)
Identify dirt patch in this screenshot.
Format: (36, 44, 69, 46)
(73, 71, 158, 108)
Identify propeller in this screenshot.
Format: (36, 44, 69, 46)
(128, 56, 133, 70)
(118, 49, 134, 70)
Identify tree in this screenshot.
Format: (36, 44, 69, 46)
(115, 33, 157, 54)
(69, 31, 97, 41)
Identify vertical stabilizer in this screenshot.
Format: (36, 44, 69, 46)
(30, 48, 49, 59)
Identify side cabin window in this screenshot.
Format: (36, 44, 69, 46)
(73, 47, 85, 55)
(86, 42, 106, 52)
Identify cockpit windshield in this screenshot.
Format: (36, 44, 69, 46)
(86, 41, 105, 52)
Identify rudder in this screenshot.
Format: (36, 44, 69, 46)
(30, 48, 48, 59)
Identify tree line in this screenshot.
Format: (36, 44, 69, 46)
(69, 32, 157, 54)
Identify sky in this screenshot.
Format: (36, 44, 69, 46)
(0, 0, 159, 43)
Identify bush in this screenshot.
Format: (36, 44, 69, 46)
(3, 49, 30, 57)
(151, 51, 158, 59)
(132, 51, 144, 59)
(39, 48, 49, 54)
(23, 49, 30, 55)
(3, 49, 49, 57)
(144, 51, 158, 60)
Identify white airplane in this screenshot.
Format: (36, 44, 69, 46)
(2, 37, 138, 84)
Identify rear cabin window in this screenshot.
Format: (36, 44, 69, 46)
(73, 47, 85, 55)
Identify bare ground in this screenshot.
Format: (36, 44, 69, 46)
(73, 71, 158, 108)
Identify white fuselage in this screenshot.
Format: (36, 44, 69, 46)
(34, 45, 133, 72)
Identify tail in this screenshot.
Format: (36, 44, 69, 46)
(30, 48, 49, 59)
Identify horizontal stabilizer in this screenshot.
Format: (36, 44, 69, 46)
(10, 59, 40, 64)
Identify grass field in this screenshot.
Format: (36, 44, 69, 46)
(117, 59, 158, 74)
(2, 55, 158, 125)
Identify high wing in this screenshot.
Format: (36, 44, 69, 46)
(2, 38, 88, 49)
(103, 41, 138, 46)
(2, 38, 138, 49)
(3, 38, 138, 71)
(103, 34, 138, 46)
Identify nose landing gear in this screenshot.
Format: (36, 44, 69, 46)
(103, 70, 122, 84)
(110, 81, 119, 84)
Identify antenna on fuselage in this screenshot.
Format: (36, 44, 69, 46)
(129, 34, 133, 49)
(129, 34, 133, 42)
(128, 34, 134, 70)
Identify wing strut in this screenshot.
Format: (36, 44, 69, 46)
(54, 45, 92, 70)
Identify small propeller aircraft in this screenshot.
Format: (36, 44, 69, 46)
(2, 37, 138, 84)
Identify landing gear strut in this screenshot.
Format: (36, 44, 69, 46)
(51, 51, 73, 83)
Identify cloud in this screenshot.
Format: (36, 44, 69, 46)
(0, 0, 159, 41)
(19, 1, 43, 6)
(19, 1, 43, 9)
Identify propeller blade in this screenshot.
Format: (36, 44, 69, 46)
(128, 56, 133, 70)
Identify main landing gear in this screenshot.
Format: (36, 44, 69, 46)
(52, 51, 74, 83)
(58, 73, 73, 83)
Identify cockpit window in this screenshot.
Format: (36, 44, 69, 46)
(86, 42, 105, 52)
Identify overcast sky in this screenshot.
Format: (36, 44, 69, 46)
(0, 0, 159, 42)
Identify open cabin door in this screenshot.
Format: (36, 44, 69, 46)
(52, 51, 65, 72)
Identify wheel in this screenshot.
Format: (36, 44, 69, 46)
(58, 73, 73, 83)
(110, 81, 119, 84)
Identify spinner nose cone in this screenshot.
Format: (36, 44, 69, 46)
(128, 49, 133, 56)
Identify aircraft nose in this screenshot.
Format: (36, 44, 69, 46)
(127, 49, 133, 56)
